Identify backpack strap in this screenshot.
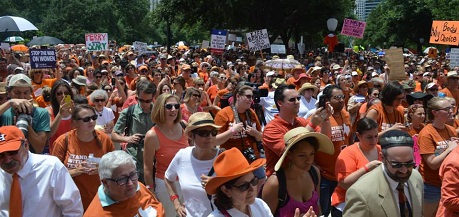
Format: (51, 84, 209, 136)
(308, 166, 319, 188)
(276, 168, 289, 209)
(124, 105, 136, 136)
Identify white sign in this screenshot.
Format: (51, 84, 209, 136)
(85, 33, 108, 51)
(0, 43, 9, 51)
(246, 29, 270, 52)
(450, 48, 459, 67)
(271, 44, 286, 54)
(228, 34, 236, 41)
(201, 40, 210, 49)
(210, 29, 227, 54)
(133, 41, 147, 53)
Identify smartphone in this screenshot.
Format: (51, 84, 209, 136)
(111, 78, 115, 86)
(318, 95, 327, 109)
(64, 95, 72, 104)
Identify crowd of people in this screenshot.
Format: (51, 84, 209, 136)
(0, 43, 458, 217)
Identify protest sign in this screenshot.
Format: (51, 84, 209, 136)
(29, 49, 56, 69)
(228, 34, 236, 41)
(210, 29, 227, 54)
(133, 41, 147, 53)
(271, 44, 286, 54)
(450, 48, 459, 67)
(85, 33, 108, 51)
(201, 40, 210, 49)
(0, 43, 9, 51)
(341, 18, 366, 38)
(385, 48, 405, 81)
(246, 29, 270, 52)
(430, 21, 459, 46)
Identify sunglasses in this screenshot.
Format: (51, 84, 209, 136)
(231, 177, 259, 191)
(165, 103, 180, 110)
(333, 95, 345, 100)
(94, 98, 106, 103)
(192, 94, 201, 98)
(56, 91, 70, 97)
(243, 94, 254, 99)
(428, 88, 438, 92)
(136, 97, 153, 104)
(0, 149, 20, 158)
(287, 96, 301, 102)
(106, 171, 139, 186)
(140, 70, 148, 73)
(386, 160, 416, 169)
(219, 77, 227, 80)
(193, 129, 218, 137)
(77, 114, 98, 122)
(374, 85, 382, 88)
(95, 75, 102, 79)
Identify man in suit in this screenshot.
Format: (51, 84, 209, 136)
(343, 130, 423, 217)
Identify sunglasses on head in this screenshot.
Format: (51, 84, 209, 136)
(165, 103, 180, 110)
(77, 114, 98, 122)
(136, 97, 153, 104)
(94, 98, 105, 103)
(193, 129, 218, 137)
(56, 91, 69, 97)
(287, 96, 301, 102)
(231, 177, 259, 191)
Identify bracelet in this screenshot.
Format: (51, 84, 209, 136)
(363, 165, 370, 173)
(308, 122, 318, 129)
(170, 194, 179, 201)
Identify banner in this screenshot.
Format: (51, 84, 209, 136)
(246, 29, 270, 52)
(385, 48, 405, 81)
(210, 29, 227, 54)
(29, 49, 57, 69)
(85, 33, 108, 51)
(430, 21, 459, 46)
(450, 48, 459, 68)
(341, 18, 366, 38)
(133, 41, 147, 54)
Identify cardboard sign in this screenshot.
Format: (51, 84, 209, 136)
(201, 40, 210, 49)
(246, 29, 270, 52)
(29, 49, 56, 69)
(210, 29, 227, 54)
(385, 48, 405, 81)
(341, 18, 366, 38)
(430, 21, 459, 46)
(85, 33, 108, 51)
(450, 48, 459, 68)
(133, 41, 147, 53)
(271, 44, 286, 54)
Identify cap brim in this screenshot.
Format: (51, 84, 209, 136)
(0, 140, 22, 153)
(275, 132, 334, 171)
(205, 158, 265, 195)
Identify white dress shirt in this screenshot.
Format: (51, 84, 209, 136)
(0, 152, 83, 217)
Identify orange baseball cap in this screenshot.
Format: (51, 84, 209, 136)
(0, 126, 25, 153)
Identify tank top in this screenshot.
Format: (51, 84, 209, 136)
(153, 126, 189, 179)
(277, 191, 319, 217)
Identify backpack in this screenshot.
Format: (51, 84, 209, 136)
(276, 167, 319, 211)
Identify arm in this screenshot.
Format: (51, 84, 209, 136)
(261, 175, 279, 215)
(422, 141, 456, 170)
(338, 160, 381, 190)
(213, 95, 221, 106)
(214, 122, 244, 146)
(143, 129, 159, 189)
(164, 177, 186, 217)
(49, 100, 72, 138)
(440, 166, 459, 210)
(52, 163, 84, 216)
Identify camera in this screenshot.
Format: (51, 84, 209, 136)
(242, 148, 257, 162)
(16, 112, 33, 137)
(241, 82, 268, 103)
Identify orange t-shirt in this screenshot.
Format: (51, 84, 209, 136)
(84, 183, 164, 217)
(52, 129, 115, 210)
(440, 87, 459, 109)
(206, 85, 219, 104)
(408, 123, 425, 137)
(314, 110, 351, 181)
(198, 71, 209, 83)
(367, 103, 405, 132)
(32, 78, 57, 99)
(418, 123, 457, 187)
(185, 77, 195, 88)
(153, 127, 189, 179)
(286, 77, 296, 85)
(35, 95, 50, 108)
(214, 106, 262, 156)
(331, 143, 382, 206)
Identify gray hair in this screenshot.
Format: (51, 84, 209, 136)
(98, 151, 136, 180)
(89, 89, 108, 102)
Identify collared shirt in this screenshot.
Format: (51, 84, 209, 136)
(113, 103, 154, 136)
(0, 152, 83, 217)
(382, 164, 412, 206)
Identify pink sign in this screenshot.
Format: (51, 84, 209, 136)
(341, 19, 366, 38)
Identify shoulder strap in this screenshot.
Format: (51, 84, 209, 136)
(276, 168, 288, 209)
(64, 132, 69, 159)
(308, 166, 319, 188)
(124, 105, 135, 136)
(180, 121, 186, 130)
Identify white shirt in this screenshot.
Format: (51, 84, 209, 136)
(165, 147, 219, 217)
(208, 198, 273, 217)
(299, 96, 316, 118)
(0, 152, 83, 217)
(259, 91, 279, 124)
(95, 107, 115, 126)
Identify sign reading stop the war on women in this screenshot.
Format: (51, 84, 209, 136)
(341, 18, 366, 38)
(29, 49, 56, 69)
(246, 29, 270, 52)
(85, 33, 109, 51)
(210, 29, 227, 54)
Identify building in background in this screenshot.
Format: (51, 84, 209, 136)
(355, 0, 385, 21)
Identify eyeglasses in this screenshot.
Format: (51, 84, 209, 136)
(136, 97, 153, 104)
(56, 91, 70, 97)
(154, 74, 162, 77)
(436, 106, 453, 112)
(104, 88, 112, 92)
(287, 96, 301, 102)
(305, 89, 314, 92)
(95, 75, 102, 79)
(386, 159, 416, 169)
(106, 171, 139, 186)
(428, 88, 438, 92)
(374, 85, 382, 88)
(192, 94, 201, 98)
(165, 103, 180, 110)
(243, 94, 253, 99)
(94, 98, 106, 103)
(332, 95, 345, 100)
(231, 177, 259, 191)
(127, 68, 134, 70)
(193, 129, 218, 137)
(77, 114, 98, 122)
(0, 149, 19, 159)
(140, 70, 148, 73)
(219, 77, 227, 80)
(197, 84, 204, 87)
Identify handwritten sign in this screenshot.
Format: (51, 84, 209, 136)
(341, 19, 366, 38)
(85, 33, 108, 51)
(133, 41, 147, 54)
(29, 49, 56, 69)
(210, 29, 227, 54)
(385, 48, 405, 81)
(430, 21, 459, 46)
(246, 29, 270, 52)
(450, 48, 459, 68)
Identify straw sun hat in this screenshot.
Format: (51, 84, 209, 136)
(184, 112, 221, 135)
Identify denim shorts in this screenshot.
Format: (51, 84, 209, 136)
(424, 183, 441, 203)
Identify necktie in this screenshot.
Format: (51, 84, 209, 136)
(397, 182, 412, 217)
(10, 173, 22, 217)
